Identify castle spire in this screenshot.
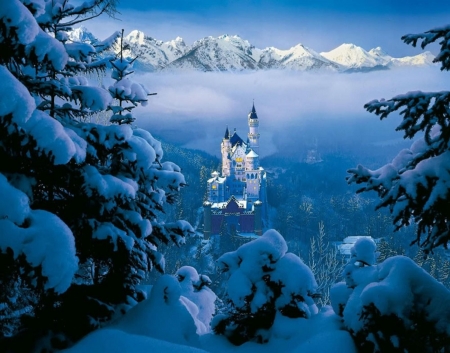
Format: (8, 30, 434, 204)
(248, 102, 260, 155)
(224, 125, 230, 139)
(249, 102, 258, 120)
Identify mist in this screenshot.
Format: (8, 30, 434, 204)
(131, 67, 449, 159)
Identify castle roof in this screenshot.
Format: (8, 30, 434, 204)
(246, 150, 259, 158)
(248, 103, 258, 120)
(230, 131, 245, 147)
(207, 176, 226, 184)
(224, 126, 230, 139)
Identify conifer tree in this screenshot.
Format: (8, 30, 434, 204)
(108, 29, 156, 125)
(213, 230, 318, 346)
(0, 1, 193, 350)
(347, 24, 450, 254)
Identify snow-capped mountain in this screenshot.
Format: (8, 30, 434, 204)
(390, 51, 435, 67)
(321, 43, 389, 71)
(67, 27, 436, 73)
(67, 25, 97, 43)
(163, 35, 261, 71)
(160, 35, 338, 72)
(123, 30, 187, 71)
(258, 44, 339, 71)
(321, 44, 435, 72)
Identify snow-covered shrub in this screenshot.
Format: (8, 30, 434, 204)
(331, 238, 450, 353)
(212, 229, 318, 346)
(0, 0, 193, 349)
(176, 266, 217, 333)
(347, 24, 450, 254)
(111, 275, 201, 348)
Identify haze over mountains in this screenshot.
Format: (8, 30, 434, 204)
(70, 27, 435, 73)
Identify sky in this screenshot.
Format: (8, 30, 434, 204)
(88, 0, 450, 56)
(85, 1, 450, 159)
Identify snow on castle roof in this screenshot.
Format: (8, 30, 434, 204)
(246, 150, 259, 158)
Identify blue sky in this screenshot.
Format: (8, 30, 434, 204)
(88, 0, 450, 56)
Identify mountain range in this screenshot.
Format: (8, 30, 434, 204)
(70, 26, 436, 73)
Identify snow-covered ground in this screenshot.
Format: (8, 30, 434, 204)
(64, 234, 450, 353)
(65, 231, 358, 353)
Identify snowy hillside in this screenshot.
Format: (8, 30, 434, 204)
(321, 43, 435, 72)
(68, 27, 436, 73)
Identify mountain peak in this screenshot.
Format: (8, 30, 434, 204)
(67, 26, 96, 43)
(126, 30, 146, 45)
(321, 43, 382, 69)
(369, 47, 390, 58)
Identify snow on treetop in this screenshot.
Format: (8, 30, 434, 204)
(133, 128, 163, 160)
(350, 237, 377, 265)
(0, 0, 41, 45)
(335, 255, 450, 344)
(152, 274, 182, 305)
(176, 266, 201, 284)
(236, 228, 288, 280)
(26, 29, 68, 70)
(271, 253, 318, 316)
(24, 110, 79, 165)
(0, 66, 35, 125)
(0, 174, 78, 294)
(0, 173, 30, 225)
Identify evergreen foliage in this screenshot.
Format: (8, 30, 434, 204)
(213, 230, 318, 346)
(347, 24, 450, 254)
(331, 239, 450, 353)
(0, 1, 193, 350)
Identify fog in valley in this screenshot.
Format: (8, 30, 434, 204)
(133, 66, 448, 164)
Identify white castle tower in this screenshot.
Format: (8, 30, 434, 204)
(247, 103, 260, 155)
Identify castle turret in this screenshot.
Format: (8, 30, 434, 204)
(248, 103, 260, 155)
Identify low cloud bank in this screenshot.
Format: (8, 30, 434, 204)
(132, 67, 448, 157)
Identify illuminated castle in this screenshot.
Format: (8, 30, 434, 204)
(203, 104, 267, 238)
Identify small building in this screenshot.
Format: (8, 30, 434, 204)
(335, 235, 380, 259)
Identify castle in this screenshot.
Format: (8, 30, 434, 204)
(203, 104, 267, 238)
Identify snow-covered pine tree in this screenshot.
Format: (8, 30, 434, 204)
(331, 238, 450, 353)
(347, 24, 450, 254)
(0, 1, 193, 350)
(213, 230, 318, 345)
(108, 29, 156, 125)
